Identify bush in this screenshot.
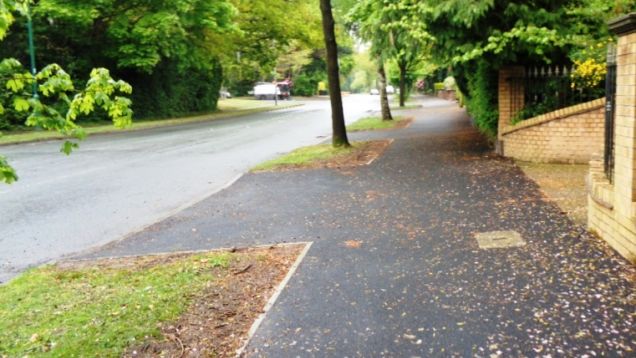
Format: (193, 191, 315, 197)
(461, 61, 498, 140)
(124, 60, 223, 119)
(293, 72, 324, 97)
(434, 82, 445, 91)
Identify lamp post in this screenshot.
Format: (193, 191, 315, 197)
(26, 7, 37, 98)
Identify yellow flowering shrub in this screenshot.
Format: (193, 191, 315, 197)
(570, 58, 606, 90)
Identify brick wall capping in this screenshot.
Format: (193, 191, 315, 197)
(501, 98, 606, 136)
(609, 13, 636, 36)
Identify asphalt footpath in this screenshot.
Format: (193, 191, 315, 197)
(83, 97, 636, 357)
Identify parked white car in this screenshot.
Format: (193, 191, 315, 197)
(386, 85, 396, 94)
(370, 88, 379, 95)
(254, 83, 280, 100)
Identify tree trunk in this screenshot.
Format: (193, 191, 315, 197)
(319, 0, 350, 147)
(378, 62, 393, 121)
(399, 61, 407, 107)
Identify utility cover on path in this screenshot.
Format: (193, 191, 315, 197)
(475, 230, 526, 249)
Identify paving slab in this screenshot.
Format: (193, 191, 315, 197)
(83, 97, 636, 357)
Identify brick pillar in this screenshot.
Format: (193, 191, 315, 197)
(610, 14, 636, 216)
(497, 67, 525, 153)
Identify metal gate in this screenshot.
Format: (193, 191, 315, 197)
(605, 45, 617, 182)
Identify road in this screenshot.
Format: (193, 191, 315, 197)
(0, 95, 380, 282)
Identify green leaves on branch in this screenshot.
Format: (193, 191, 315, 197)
(0, 155, 17, 183)
(0, 0, 16, 40)
(0, 59, 133, 183)
(452, 26, 566, 64)
(67, 68, 133, 129)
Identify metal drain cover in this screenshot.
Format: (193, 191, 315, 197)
(475, 230, 525, 249)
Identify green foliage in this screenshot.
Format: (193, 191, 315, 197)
(345, 51, 377, 93)
(461, 61, 498, 139)
(222, 0, 325, 90)
(0, 56, 133, 181)
(0, 154, 17, 183)
(0, 252, 230, 356)
(348, 0, 432, 105)
(433, 82, 444, 91)
(128, 60, 222, 119)
(425, 0, 636, 137)
(293, 58, 328, 96)
(0, 0, 236, 120)
(32, 0, 237, 74)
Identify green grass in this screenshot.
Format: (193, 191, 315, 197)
(252, 142, 360, 171)
(0, 253, 231, 357)
(346, 116, 410, 132)
(0, 98, 302, 146)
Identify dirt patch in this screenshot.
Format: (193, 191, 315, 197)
(392, 117, 413, 130)
(343, 240, 363, 248)
(516, 162, 589, 226)
(61, 244, 304, 358)
(261, 140, 392, 172)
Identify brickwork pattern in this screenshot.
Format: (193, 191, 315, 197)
(501, 100, 605, 163)
(587, 22, 636, 263)
(498, 67, 524, 140)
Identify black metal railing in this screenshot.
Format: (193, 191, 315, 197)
(605, 45, 617, 182)
(509, 65, 605, 122)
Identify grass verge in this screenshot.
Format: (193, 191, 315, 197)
(0, 253, 232, 357)
(0, 252, 232, 356)
(253, 143, 357, 171)
(252, 140, 391, 172)
(0, 98, 302, 146)
(346, 116, 412, 132)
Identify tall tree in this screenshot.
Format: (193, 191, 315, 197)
(349, 0, 431, 108)
(320, 0, 350, 147)
(377, 63, 393, 120)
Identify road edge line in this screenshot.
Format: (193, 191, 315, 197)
(235, 241, 313, 358)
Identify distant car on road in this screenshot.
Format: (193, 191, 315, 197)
(386, 85, 395, 94)
(220, 89, 232, 99)
(253, 81, 291, 100)
(370, 88, 379, 95)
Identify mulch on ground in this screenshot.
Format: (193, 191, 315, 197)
(391, 117, 413, 130)
(63, 244, 306, 358)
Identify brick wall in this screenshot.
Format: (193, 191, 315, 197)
(500, 99, 605, 163)
(497, 67, 525, 141)
(587, 13, 636, 264)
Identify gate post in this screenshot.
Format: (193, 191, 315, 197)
(588, 13, 636, 263)
(610, 14, 636, 216)
(497, 66, 524, 154)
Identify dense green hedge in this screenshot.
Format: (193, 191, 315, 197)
(292, 57, 327, 97)
(462, 61, 498, 140)
(123, 61, 223, 120)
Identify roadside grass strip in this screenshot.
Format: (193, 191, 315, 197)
(0, 252, 232, 356)
(252, 140, 392, 172)
(0, 98, 302, 146)
(346, 116, 412, 132)
(0, 245, 306, 357)
(253, 143, 356, 171)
